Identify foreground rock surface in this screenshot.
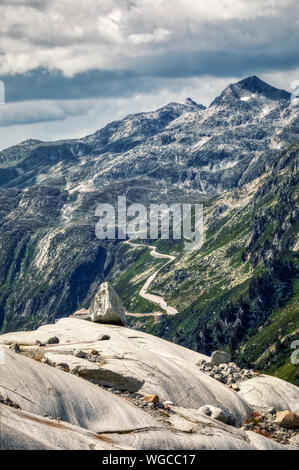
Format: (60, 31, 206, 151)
(89, 282, 126, 325)
(239, 376, 299, 412)
(0, 318, 297, 450)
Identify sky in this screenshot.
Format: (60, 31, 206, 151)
(0, 0, 298, 150)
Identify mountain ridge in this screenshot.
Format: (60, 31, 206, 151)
(0, 76, 297, 387)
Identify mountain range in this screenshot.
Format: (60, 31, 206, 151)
(0, 75, 298, 384)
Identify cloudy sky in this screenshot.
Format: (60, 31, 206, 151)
(0, 0, 298, 150)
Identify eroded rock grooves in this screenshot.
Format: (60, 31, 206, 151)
(0, 318, 298, 450)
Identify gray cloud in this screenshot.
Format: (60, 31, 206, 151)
(0, 0, 298, 150)
(0, 1, 298, 104)
(1, 0, 298, 77)
(0, 99, 91, 126)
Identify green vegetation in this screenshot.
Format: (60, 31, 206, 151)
(129, 141, 299, 384)
(111, 246, 165, 312)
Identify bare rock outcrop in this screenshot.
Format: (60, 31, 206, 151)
(0, 318, 297, 450)
(239, 375, 299, 412)
(89, 282, 126, 326)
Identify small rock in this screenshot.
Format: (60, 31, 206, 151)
(9, 343, 20, 353)
(57, 363, 69, 371)
(143, 394, 159, 404)
(196, 359, 206, 366)
(231, 384, 240, 391)
(73, 349, 87, 358)
(267, 407, 276, 415)
(275, 411, 299, 429)
(46, 336, 59, 345)
(98, 334, 110, 341)
(226, 377, 235, 385)
(211, 350, 231, 366)
(214, 373, 225, 383)
(35, 340, 45, 347)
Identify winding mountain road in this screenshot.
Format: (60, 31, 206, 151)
(124, 240, 178, 316)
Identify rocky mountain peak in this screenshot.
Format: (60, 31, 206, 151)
(210, 75, 291, 107)
(236, 76, 291, 101)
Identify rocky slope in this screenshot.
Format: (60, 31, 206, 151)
(0, 317, 298, 450)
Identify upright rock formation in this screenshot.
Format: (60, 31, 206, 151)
(89, 282, 126, 326)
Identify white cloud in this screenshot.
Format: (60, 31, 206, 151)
(0, 99, 91, 126)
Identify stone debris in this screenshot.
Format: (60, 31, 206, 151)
(241, 409, 298, 445)
(197, 359, 259, 387)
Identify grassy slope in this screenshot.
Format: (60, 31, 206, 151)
(126, 142, 298, 384)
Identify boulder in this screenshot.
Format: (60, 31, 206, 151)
(211, 350, 231, 365)
(274, 410, 299, 429)
(89, 282, 126, 326)
(198, 405, 235, 425)
(239, 375, 299, 412)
